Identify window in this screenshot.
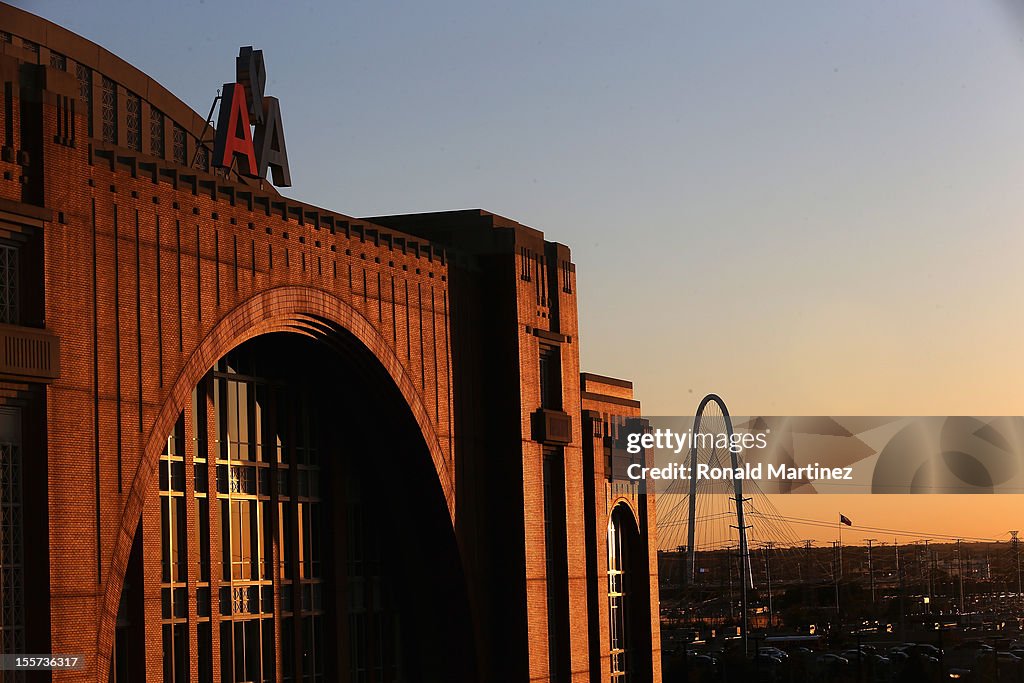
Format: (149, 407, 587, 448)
(101, 76, 117, 144)
(0, 244, 18, 325)
(539, 344, 562, 410)
(608, 509, 629, 681)
(49, 51, 66, 72)
(75, 63, 93, 137)
(345, 482, 398, 683)
(195, 143, 209, 172)
(536, 252, 547, 306)
(211, 362, 278, 683)
(152, 347, 427, 683)
(543, 449, 568, 682)
(126, 92, 141, 151)
(0, 411, 24, 683)
(160, 414, 188, 683)
(172, 124, 187, 165)
(150, 106, 165, 158)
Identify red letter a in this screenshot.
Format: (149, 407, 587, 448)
(213, 83, 257, 176)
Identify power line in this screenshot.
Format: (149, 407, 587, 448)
(754, 513, 1002, 544)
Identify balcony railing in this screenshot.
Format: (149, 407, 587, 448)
(0, 323, 59, 381)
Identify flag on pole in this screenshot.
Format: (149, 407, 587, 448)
(840, 514, 853, 526)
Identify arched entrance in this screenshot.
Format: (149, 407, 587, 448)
(100, 288, 474, 682)
(608, 503, 653, 683)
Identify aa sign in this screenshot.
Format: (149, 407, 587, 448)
(213, 46, 292, 187)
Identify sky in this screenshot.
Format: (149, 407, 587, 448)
(15, 0, 1024, 544)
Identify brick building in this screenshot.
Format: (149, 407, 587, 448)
(0, 4, 661, 681)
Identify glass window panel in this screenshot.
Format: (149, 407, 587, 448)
(259, 501, 270, 580)
(220, 622, 233, 683)
(160, 500, 171, 583)
(249, 500, 260, 579)
(261, 585, 273, 614)
(170, 461, 185, 492)
(234, 622, 246, 682)
(245, 619, 260, 682)
(173, 587, 187, 619)
(217, 464, 229, 494)
(281, 583, 293, 613)
(171, 497, 187, 582)
(238, 382, 250, 460)
(297, 503, 307, 579)
(219, 586, 231, 617)
(195, 463, 208, 493)
(281, 618, 294, 681)
(255, 385, 266, 456)
(262, 618, 274, 683)
(221, 500, 231, 582)
(213, 378, 223, 454)
(162, 624, 173, 683)
(280, 503, 294, 580)
(310, 504, 321, 579)
(227, 382, 238, 458)
(198, 622, 212, 683)
(197, 586, 210, 618)
(192, 385, 208, 461)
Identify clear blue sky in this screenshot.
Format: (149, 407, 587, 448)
(18, 0, 1024, 416)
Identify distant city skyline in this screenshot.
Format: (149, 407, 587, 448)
(19, 1, 1024, 543)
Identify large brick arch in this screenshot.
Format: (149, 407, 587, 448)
(94, 285, 455, 681)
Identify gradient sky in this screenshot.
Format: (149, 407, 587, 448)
(16, 0, 1024, 543)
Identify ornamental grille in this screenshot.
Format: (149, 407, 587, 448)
(21, 41, 37, 57)
(172, 124, 187, 165)
(0, 245, 17, 325)
(126, 92, 141, 151)
(100, 76, 117, 144)
(150, 107, 165, 158)
(0, 441, 25, 682)
(75, 63, 92, 137)
(195, 143, 209, 171)
(49, 51, 66, 72)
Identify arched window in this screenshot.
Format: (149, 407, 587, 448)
(608, 506, 630, 681)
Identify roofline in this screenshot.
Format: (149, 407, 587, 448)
(580, 372, 634, 390)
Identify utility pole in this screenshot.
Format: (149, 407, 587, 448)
(731, 519, 753, 655)
(1011, 531, 1021, 604)
(896, 538, 906, 641)
(763, 542, 775, 629)
(865, 538, 877, 605)
(956, 539, 965, 616)
(726, 544, 735, 623)
(831, 540, 841, 619)
(931, 545, 938, 613)
(801, 540, 814, 583)
(922, 539, 932, 613)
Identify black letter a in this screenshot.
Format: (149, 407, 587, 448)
(255, 97, 291, 187)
